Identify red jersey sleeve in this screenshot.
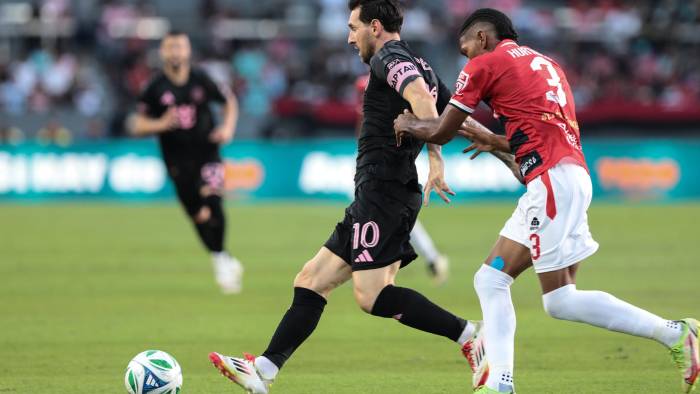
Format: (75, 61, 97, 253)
(449, 58, 492, 114)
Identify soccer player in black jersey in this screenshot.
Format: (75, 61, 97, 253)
(128, 31, 243, 294)
(209, 2, 493, 392)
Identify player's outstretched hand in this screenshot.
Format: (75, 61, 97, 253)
(459, 125, 497, 159)
(423, 171, 455, 206)
(393, 109, 416, 147)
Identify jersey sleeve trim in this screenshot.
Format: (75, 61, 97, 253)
(449, 99, 474, 114)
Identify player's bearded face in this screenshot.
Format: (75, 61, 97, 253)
(347, 9, 374, 64)
(160, 36, 192, 71)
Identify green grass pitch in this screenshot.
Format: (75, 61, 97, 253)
(0, 202, 697, 393)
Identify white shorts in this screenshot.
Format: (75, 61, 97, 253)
(500, 163, 599, 273)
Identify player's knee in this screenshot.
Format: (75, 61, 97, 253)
(293, 260, 332, 297)
(194, 206, 211, 224)
(352, 286, 378, 314)
(542, 285, 577, 320)
(473, 262, 513, 297)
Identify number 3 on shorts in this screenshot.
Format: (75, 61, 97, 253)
(529, 233, 541, 260)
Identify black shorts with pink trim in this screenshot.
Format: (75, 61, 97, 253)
(324, 180, 421, 271)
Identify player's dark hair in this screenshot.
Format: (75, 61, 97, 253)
(459, 8, 518, 41)
(348, 0, 403, 33)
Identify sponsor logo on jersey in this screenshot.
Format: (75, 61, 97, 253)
(530, 217, 540, 231)
(413, 57, 432, 71)
(160, 91, 175, 105)
(557, 122, 582, 150)
(519, 151, 542, 177)
(455, 71, 469, 95)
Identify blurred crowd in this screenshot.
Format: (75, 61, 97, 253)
(0, 0, 699, 143)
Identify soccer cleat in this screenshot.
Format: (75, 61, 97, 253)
(474, 386, 513, 393)
(212, 253, 243, 294)
(462, 320, 489, 389)
(209, 352, 271, 394)
(669, 318, 699, 393)
(427, 254, 449, 285)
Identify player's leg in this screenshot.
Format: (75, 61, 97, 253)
(410, 220, 449, 285)
(168, 164, 238, 292)
(191, 161, 243, 293)
(472, 235, 531, 394)
(210, 247, 352, 393)
(533, 163, 698, 391)
(352, 261, 475, 343)
(539, 264, 699, 392)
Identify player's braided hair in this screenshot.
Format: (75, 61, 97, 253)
(348, 0, 404, 33)
(459, 8, 518, 41)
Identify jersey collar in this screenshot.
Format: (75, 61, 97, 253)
(497, 39, 518, 49)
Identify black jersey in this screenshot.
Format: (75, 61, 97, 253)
(356, 40, 451, 186)
(138, 68, 228, 165)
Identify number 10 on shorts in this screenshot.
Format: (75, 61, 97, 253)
(353, 221, 380, 250)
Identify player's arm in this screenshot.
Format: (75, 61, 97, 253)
(394, 104, 467, 146)
(401, 78, 455, 204)
(212, 93, 238, 143)
(210, 85, 239, 144)
(460, 118, 523, 183)
(128, 82, 178, 136)
(458, 120, 511, 154)
(127, 107, 178, 136)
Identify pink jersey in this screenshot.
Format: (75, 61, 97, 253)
(450, 39, 587, 184)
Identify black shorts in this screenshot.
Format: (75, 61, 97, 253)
(324, 180, 422, 271)
(166, 153, 224, 216)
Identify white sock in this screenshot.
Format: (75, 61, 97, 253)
(254, 356, 278, 381)
(542, 284, 683, 348)
(211, 251, 228, 261)
(457, 320, 476, 346)
(410, 221, 440, 263)
(474, 264, 516, 392)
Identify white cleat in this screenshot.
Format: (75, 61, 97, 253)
(212, 253, 243, 294)
(209, 352, 271, 394)
(427, 254, 449, 285)
(461, 320, 489, 389)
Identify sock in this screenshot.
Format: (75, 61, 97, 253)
(410, 220, 440, 263)
(261, 287, 327, 369)
(370, 285, 467, 342)
(474, 264, 516, 392)
(254, 356, 279, 381)
(542, 284, 683, 348)
(194, 196, 226, 252)
(457, 321, 476, 346)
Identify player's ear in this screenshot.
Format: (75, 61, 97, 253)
(370, 19, 382, 36)
(478, 30, 488, 49)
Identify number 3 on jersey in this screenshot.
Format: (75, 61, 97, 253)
(530, 56, 567, 106)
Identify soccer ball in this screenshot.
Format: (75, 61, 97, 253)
(124, 350, 183, 394)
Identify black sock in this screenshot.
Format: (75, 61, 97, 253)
(370, 285, 467, 342)
(194, 196, 225, 253)
(262, 287, 327, 369)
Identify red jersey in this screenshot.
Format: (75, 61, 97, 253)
(450, 39, 587, 184)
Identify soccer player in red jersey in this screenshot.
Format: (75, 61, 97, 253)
(395, 8, 698, 393)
